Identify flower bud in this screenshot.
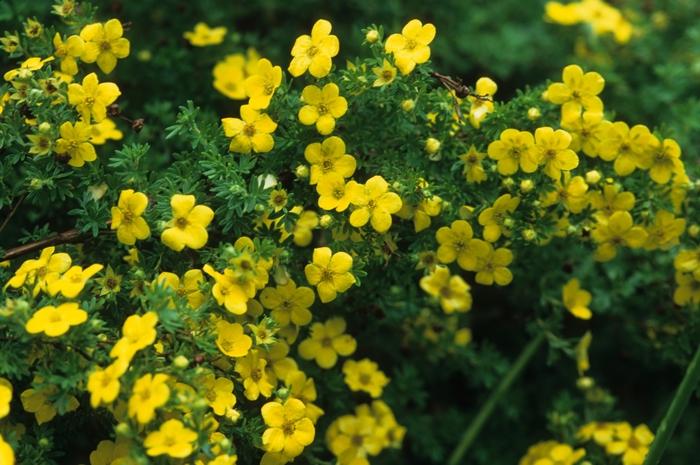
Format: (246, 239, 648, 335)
(401, 99, 415, 112)
(522, 229, 537, 241)
(173, 355, 189, 368)
(585, 170, 601, 184)
(527, 107, 541, 121)
(520, 179, 534, 193)
(319, 214, 333, 228)
(458, 205, 475, 219)
(365, 29, 379, 43)
(688, 224, 700, 238)
(501, 177, 515, 189)
(38, 122, 51, 132)
(576, 376, 595, 390)
(294, 164, 309, 179)
(115, 422, 131, 436)
(425, 137, 441, 155)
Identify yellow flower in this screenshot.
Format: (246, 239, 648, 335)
(3, 56, 54, 81)
(213, 54, 248, 100)
(342, 359, 390, 398)
(204, 265, 249, 314)
(298, 83, 348, 135)
(460, 145, 487, 183)
(648, 138, 683, 184)
(90, 118, 123, 144)
(562, 278, 592, 319)
(644, 210, 685, 250)
(385, 19, 436, 75)
(436, 220, 490, 271)
(468, 77, 497, 128)
(234, 349, 275, 400)
(534, 127, 579, 179)
(200, 373, 236, 416)
(298, 317, 356, 368)
(4, 246, 71, 296)
(156, 269, 205, 308)
(88, 438, 130, 465)
(87, 360, 128, 407)
(222, 104, 277, 153)
(304, 247, 355, 303)
(111, 189, 150, 245)
(398, 195, 442, 233)
(545, 64, 605, 120)
(215, 320, 252, 357)
(316, 175, 357, 212)
(80, 19, 130, 73)
(284, 370, 324, 423)
(144, 419, 197, 458)
(288, 19, 339, 78)
(261, 399, 315, 457)
(473, 244, 513, 286)
(67, 72, 120, 122)
(327, 413, 384, 464)
(487, 128, 538, 175)
(589, 184, 635, 219)
(161, 194, 214, 251)
(598, 122, 655, 176)
(48, 263, 103, 298)
(53, 33, 85, 75)
(245, 58, 282, 109)
(21, 382, 79, 424)
(576, 331, 592, 375)
(304, 136, 357, 184)
(673, 271, 700, 306)
(260, 280, 315, 327)
(55, 120, 97, 168)
(110, 312, 159, 362)
(561, 111, 608, 157)
(0, 435, 14, 465)
(591, 211, 648, 261)
(128, 373, 170, 424)
(542, 173, 589, 213)
(25, 302, 88, 337)
(605, 423, 654, 465)
(420, 266, 472, 313)
(372, 59, 397, 87)
(183, 23, 227, 46)
(478, 194, 520, 242)
(518, 440, 586, 465)
(347, 176, 403, 233)
(0, 378, 12, 419)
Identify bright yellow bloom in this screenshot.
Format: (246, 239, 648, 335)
(55, 121, 97, 168)
(284, 370, 323, 423)
(648, 138, 683, 184)
(184, 23, 227, 46)
(204, 265, 249, 314)
(80, 19, 130, 73)
(245, 58, 282, 109)
(261, 399, 315, 457)
(542, 173, 589, 213)
(535, 127, 578, 179)
(111, 189, 150, 245)
(304, 136, 357, 184)
(234, 349, 275, 400)
(385, 19, 436, 75)
(156, 269, 205, 308)
(0, 435, 14, 465)
(372, 59, 397, 87)
(460, 145, 487, 183)
(110, 312, 159, 362)
(260, 280, 315, 327)
(53, 33, 85, 75)
(487, 128, 538, 175)
(68, 72, 120, 122)
(48, 263, 103, 298)
(518, 440, 586, 465)
(200, 373, 236, 416)
(561, 111, 608, 157)
(468, 77, 497, 128)
(562, 278, 592, 319)
(478, 194, 520, 242)
(298, 317, 356, 368)
(644, 210, 685, 250)
(215, 320, 252, 357)
(398, 195, 442, 233)
(348, 176, 402, 233)
(144, 419, 197, 458)
(288, 19, 339, 78)
(674, 271, 700, 306)
(25, 302, 88, 337)
(21, 381, 79, 424)
(222, 104, 277, 153)
(591, 211, 648, 261)
(4, 246, 71, 296)
(436, 220, 489, 271)
(327, 413, 384, 464)
(88, 438, 130, 465)
(128, 373, 170, 424)
(546, 64, 604, 120)
(316, 175, 357, 212)
(3, 56, 54, 81)
(605, 423, 654, 465)
(0, 378, 12, 419)
(474, 244, 513, 286)
(343, 359, 390, 398)
(213, 54, 248, 100)
(298, 83, 348, 135)
(90, 118, 123, 144)
(87, 360, 128, 407)
(589, 184, 635, 219)
(420, 266, 472, 313)
(598, 122, 655, 176)
(304, 247, 355, 303)
(161, 194, 214, 251)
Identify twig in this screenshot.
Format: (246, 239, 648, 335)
(2, 229, 84, 261)
(0, 194, 26, 235)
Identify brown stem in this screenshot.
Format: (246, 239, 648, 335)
(2, 229, 84, 261)
(0, 194, 26, 234)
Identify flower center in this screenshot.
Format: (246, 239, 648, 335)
(99, 41, 112, 52)
(307, 45, 319, 57)
(176, 217, 188, 229)
(317, 104, 328, 115)
(243, 124, 257, 137)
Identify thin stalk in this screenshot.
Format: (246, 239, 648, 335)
(643, 343, 700, 465)
(447, 332, 546, 465)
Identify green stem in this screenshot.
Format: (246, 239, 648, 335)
(447, 332, 546, 465)
(643, 343, 700, 465)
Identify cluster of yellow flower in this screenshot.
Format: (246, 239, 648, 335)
(545, 0, 633, 44)
(673, 248, 700, 306)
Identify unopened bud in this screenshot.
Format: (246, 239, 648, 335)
(527, 107, 541, 121)
(401, 99, 415, 112)
(425, 137, 441, 154)
(520, 179, 534, 193)
(585, 170, 601, 184)
(365, 29, 379, 43)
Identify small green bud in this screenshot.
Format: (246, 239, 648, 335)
(319, 214, 333, 228)
(173, 355, 189, 368)
(401, 99, 415, 112)
(425, 138, 441, 154)
(365, 29, 379, 43)
(294, 164, 309, 179)
(520, 179, 534, 193)
(527, 107, 541, 120)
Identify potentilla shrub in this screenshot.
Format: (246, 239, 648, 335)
(0, 2, 698, 465)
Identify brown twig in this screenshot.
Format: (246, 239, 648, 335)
(0, 194, 26, 235)
(2, 229, 84, 261)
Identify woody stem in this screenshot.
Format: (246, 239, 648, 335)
(447, 331, 546, 465)
(642, 342, 700, 465)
